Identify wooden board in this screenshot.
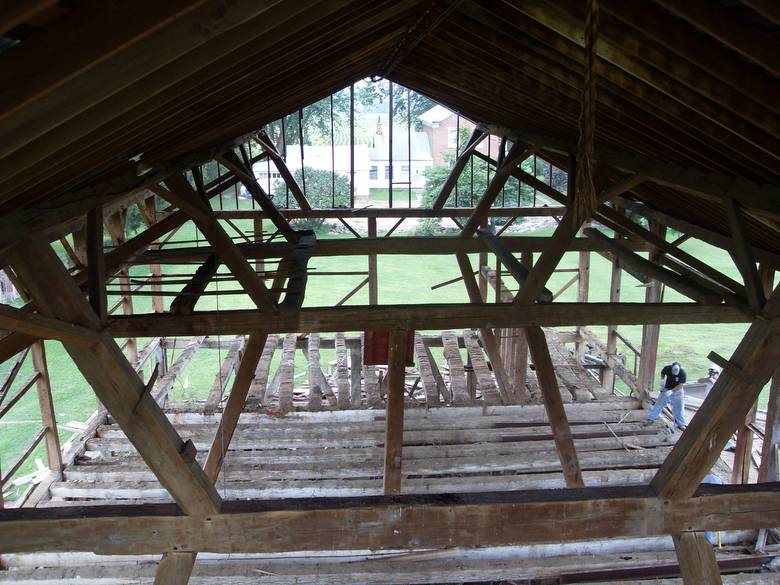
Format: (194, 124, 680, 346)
(442, 330, 469, 404)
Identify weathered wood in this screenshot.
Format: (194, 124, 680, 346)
(383, 329, 408, 495)
(349, 346, 362, 408)
(442, 330, 469, 404)
(367, 217, 378, 305)
(281, 231, 316, 309)
(86, 205, 106, 321)
(109, 303, 749, 338)
(725, 199, 765, 311)
(276, 334, 297, 413)
(169, 254, 220, 316)
(584, 228, 723, 305)
(0, 347, 29, 408)
(525, 326, 585, 488)
(637, 221, 665, 408)
(672, 531, 723, 585)
(218, 150, 297, 242)
(335, 333, 351, 409)
(218, 206, 566, 220)
(160, 173, 275, 311)
(255, 130, 310, 211)
(203, 336, 245, 414)
(7, 235, 220, 515)
(464, 330, 501, 404)
(152, 336, 205, 405)
(31, 342, 62, 475)
(477, 230, 553, 303)
(4, 484, 780, 555)
(307, 333, 323, 411)
(0, 303, 99, 347)
(652, 291, 780, 498)
(153, 551, 197, 585)
(247, 335, 277, 405)
(415, 332, 441, 406)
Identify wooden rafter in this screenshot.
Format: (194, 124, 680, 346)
(431, 126, 487, 209)
(7, 235, 220, 515)
(725, 198, 765, 311)
(169, 254, 221, 316)
(255, 131, 310, 211)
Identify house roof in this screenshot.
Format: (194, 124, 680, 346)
(0, 1, 779, 258)
(418, 104, 455, 126)
(369, 131, 432, 162)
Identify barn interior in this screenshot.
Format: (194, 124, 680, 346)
(1, 1, 780, 584)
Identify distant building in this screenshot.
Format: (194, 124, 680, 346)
(419, 104, 502, 167)
(251, 143, 371, 197)
(367, 118, 433, 191)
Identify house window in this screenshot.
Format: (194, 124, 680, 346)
(447, 127, 458, 148)
(401, 165, 410, 180)
(369, 165, 378, 180)
(385, 165, 392, 179)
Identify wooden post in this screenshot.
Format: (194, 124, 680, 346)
(575, 223, 590, 363)
(478, 220, 488, 301)
(603, 239, 623, 394)
(86, 205, 107, 321)
(672, 532, 723, 585)
(525, 326, 584, 488)
(637, 220, 665, 407)
(367, 217, 378, 305)
(383, 328, 407, 495)
(146, 196, 164, 314)
(254, 216, 264, 277)
(30, 341, 62, 476)
(108, 211, 137, 363)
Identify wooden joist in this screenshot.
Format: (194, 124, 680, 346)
(464, 330, 501, 404)
(169, 254, 221, 316)
(276, 334, 297, 413)
(307, 333, 323, 411)
(4, 483, 780, 555)
(7, 235, 220, 516)
(203, 336, 245, 414)
(414, 332, 441, 406)
(334, 332, 351, 409)
(152, 336, 205, 405)
(442, 330, 469, 404)
(246, 335, 277, 405)
(383, 328, 408, 495)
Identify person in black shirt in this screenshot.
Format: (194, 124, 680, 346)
(643, 361, 687, 430)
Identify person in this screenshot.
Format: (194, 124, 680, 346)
(643, 361, 687, 430)
(697, 366, 720, 399)
(702, 473, 723, 545)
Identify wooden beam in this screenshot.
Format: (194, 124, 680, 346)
(86, 205, 106, 321)
(281, 231, 316, 309)
(30, 341, 63, 476)
(383, 328, 408, 495)
(651, 292, 780, 498)
(7, 235, 220, 515)
(584, 228, 724, 305)
(0, 303, 100, 346)
(203, 335, 244, 414)
(218, 206, 566, 220)
(461, 142, 534, 237)
(160, 173, 275, 311)
(455, 252, 512, 403)
(672, 532, 723, 585)
(151, 336, 205, 405)
(477, 230, 553, 303)
(109, 302, 749, 338)
(169, 254, 220, 316)
(4, 483, 780, 555)
(255, 130, 310, 211)
(725, 199, 765, 311)
(525, 326, 584, 488)
(218, 150, 297, 242)
(367, 217, 378, 305)
(432, 126, 487, 209)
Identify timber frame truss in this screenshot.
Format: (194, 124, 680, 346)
(1, 123, 779, 585)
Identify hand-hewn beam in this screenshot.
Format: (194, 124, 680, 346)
(4, 483, 780, 555)
(109, 302, 749, 338)
(218, 150, 297, 242)
(432, 126, 487, 209)
(281, 232, 316, 309)
(725, 199, 765, 311)
(86, 205, 107, 321)
(160, 173, 275, 311)
(169, 254, 221, 316)
(584, 227, 725, 305)
(672, 531, 723, 585)
(0, 304, 100, 347)
(525, 326, 584, 488)
(7, 235, 221, 515)
(651, 292, 780, 498)
(383, 328, 408, 495)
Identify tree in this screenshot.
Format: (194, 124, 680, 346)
(272, 166, 350, 231)
(357, 80, 436, 130)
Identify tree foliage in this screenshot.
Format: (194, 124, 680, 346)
(273, 166, 350, 231)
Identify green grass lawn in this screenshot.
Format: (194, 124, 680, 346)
(0, 217, 761, 500)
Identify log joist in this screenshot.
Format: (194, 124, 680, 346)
(2, 483, 780, 555)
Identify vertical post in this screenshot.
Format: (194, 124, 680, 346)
(603, 232, 623, 393)
(86, 205, 107, 321)
(513, 252, 531, 401)
(368, 217, 378, 305)
(575, 223, 591, 363)
(31, 341, 63, 476)
(478, 218, 488, 300)
(673, 532, 723, 585)
(108, 212, 137, 363)
(146, 196, 164, 314)
(637, 220, 665, 408)
(0, 458, 3, 508)
(254, 216, 264, 277)
(383, 328, 408, 495)
(388, 81, 393, 208)
(349, 83, 355, 209)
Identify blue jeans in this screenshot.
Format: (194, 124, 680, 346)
(647, 389, 686, 427)
(702, 474, 723, 545)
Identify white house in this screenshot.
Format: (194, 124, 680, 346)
(366, 120, 433, 191)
